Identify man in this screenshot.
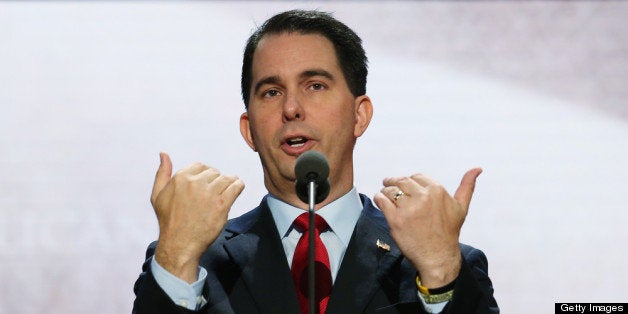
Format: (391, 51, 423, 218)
(133, 9, 498, 314)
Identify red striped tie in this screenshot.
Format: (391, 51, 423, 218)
(291, 213, 332, 314)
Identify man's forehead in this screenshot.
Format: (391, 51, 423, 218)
(251, 32, 340, 78)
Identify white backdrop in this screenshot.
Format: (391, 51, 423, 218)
(1, 1, 627, 313)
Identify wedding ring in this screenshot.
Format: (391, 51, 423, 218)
(393, 190, 405, 201)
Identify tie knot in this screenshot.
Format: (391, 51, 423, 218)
(294, 212, 329, 233)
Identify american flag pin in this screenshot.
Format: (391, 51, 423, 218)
(376, 239, 390, 251)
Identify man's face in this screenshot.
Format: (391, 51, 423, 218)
(240, 32, 372, 206)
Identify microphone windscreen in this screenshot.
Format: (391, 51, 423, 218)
(295, 151, 329, 184)
(294, 151, 330, 204)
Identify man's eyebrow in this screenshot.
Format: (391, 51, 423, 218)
(253, 75, 281, 95)
(300, 69, 335, 81)
(253, 75, 281, 94)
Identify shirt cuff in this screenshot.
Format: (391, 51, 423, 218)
(150, 256, 207, 310)
(417, 292, 449, 314)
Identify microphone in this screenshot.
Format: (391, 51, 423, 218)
(294, 150, 331, 314)
(295, 151, 330, 204)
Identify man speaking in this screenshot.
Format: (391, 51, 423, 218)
(133, 9, 498, 314)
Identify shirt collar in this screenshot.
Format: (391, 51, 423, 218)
(267, 187, 363, 247)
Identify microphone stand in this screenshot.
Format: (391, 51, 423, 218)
(307, 180, 316, 314)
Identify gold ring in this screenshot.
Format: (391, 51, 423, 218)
(393, 190, 405, 201)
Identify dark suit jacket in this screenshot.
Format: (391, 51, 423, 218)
(133, 195, 498, 313)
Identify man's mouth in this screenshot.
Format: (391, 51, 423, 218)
(286, 136, 308, 147)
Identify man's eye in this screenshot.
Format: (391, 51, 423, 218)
(263, 89, 280, 97)
(310, 83, 325, 91)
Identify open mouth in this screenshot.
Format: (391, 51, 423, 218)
(286, 136, 308, 148)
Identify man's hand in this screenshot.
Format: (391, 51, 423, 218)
(373, 168, 482, 288)
(150, 152, 245, 283)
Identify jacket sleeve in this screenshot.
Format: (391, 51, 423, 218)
(132, 241, 205, 314)
(442, 244, 499, 314)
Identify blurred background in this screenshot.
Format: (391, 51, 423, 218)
(1, 1, 627, 313)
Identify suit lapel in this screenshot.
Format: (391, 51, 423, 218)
(326, 197, 417, 313)
(223, 202, 300, 313)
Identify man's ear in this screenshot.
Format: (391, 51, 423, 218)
(353, 95, 373, 138)
(240, 112, 257, 151)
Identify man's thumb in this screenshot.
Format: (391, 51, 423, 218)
(151, 152, 173, 204)
(453, 167, 482, 211)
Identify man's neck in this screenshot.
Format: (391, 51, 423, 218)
(265, 180, 354, 211)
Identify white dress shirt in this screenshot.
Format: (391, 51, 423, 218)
(266, 187, 362, 283)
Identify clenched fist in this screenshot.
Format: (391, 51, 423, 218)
(151, 152, 245, 283)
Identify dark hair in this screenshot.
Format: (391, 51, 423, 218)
(241, 9, 368, 108)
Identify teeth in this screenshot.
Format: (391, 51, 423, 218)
(287, 137, 307, 147)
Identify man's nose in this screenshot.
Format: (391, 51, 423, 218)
(283, 93, 304, 122)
